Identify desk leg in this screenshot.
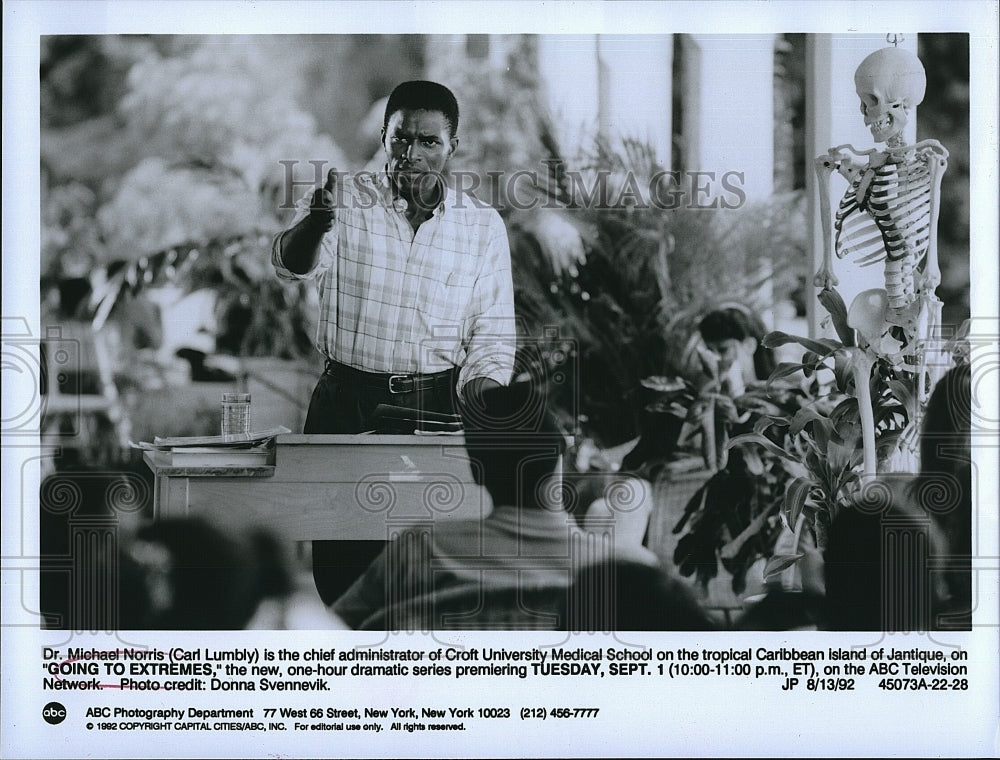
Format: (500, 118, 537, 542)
(153, 475, 190, 520)
(151, 474, 162, 518)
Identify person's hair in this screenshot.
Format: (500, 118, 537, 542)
(733, 590, 825, 631)
(568, 559, 717, 631)
(920, 363, 971, 481)
(461, 380, 566, 508)
(697, 305, 776, 380)
(119, 518, 292, 630)
(915, 363, 972, 612)
(822, 500, 950, 631)
(384, 80, 459, 138)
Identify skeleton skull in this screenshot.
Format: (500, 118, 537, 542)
(854, 47, 927, 144)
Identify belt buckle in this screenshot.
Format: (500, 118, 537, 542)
(387, 374, 412, 394)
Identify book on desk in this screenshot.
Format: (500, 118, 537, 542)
(135, 426, 291, 467)
(159, 445, 274, 466)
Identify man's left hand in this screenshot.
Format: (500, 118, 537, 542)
(461, 377, 501, 408)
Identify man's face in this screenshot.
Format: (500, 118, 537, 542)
(382, 108, 457, 204)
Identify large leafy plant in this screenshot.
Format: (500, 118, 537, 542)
(672, 380, 812, 594)
(673, 287, 924, 593)
(507, 134, 808, 447)
(43, 38, 345, 361)
(93, 235, 316, 359)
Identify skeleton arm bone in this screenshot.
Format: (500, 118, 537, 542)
(851, 349, 878, 484)
(915, 141, 948, 403)
(814, 154, 840, 288)
(922, 144, 948, 291)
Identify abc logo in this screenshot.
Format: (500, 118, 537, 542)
(42, 702, 67, 725)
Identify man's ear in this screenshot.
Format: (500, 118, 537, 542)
(448, 136, 459, 157)
(380, 127, 387, 146)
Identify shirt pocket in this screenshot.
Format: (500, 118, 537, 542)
(418, 270, 476, 330)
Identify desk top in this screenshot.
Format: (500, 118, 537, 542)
(276, 433, 466, 446)
(143, 432, 490, 538)
(143, 433, 475, 478)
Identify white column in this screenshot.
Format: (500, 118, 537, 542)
(536, 35, 602, 163)
(596, 35, 673, 168)
(683, 34, 776, 202)
(805, 34, 920, 337)
(487, 34, 508, 70)
(422, 35, 467, 83)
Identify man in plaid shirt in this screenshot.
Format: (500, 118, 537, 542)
(273, 81, 515, 604)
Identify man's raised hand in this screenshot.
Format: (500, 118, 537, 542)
(308, 168, 338, 232)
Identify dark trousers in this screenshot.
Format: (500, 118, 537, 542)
(305, 366, 459, 606)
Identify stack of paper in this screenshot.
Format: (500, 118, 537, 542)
(132, 426, 291, 466)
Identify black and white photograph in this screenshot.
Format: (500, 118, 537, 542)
(3, 1, 998, 757)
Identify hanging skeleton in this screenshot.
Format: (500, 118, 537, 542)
(813, 43, 949, 478)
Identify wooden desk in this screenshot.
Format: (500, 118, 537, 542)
(143, 434, 491, 540)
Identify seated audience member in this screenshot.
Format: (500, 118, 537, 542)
(824, 364, 972, 632)
(40, 469, 139, 630)
(561, 463, 656, 552)
(332, 381, 659, 630)
(119, 518, 342, 630)
(914, 363, 972, 626)
(568, 559, 717, 631)
(733, 590, 826, 631)
(578, 475, 655, 548)
(624, 304, 776, 475)
(823, 498, 951, 632)
(734, 526, 826, 632)
(694, 304, 776, 397)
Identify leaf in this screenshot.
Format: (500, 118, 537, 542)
(811, 414, 830, 453)
(874, 403, 905, 429)
(804, 447, 822, 477)
(763, 553, 805, 581)
(743, 447, 765, 476)
(781, 458, 811, 481)
(800, 350, 822, 377)
(876, 429, 904, 460)
(833, 347, 871, 394)
(828, 395, 858, 421)
(753, 414, 787, 435)
(835, 418, 862, 453)
(817, 287, 855, 347)
(726, 432, 802, 463)
(719, 503, 776, 560)
(766, 362, 809, 389)
(762, 331, 842, 358)
(887, 379, 917, 420)
(826, 437, 852, 474)
(783, 476, 812, 530)
(789, 405, 831, 438)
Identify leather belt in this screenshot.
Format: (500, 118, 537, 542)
(324, 359, 455, 394)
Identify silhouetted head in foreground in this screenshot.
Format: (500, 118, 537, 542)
(823, 501, 950, 632)
(461, 380, 567, 510)
(120, 518, 292, 630)
(568, 559, 717, 631)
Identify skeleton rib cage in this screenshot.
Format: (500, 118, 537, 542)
(833, 149, 937, 310)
